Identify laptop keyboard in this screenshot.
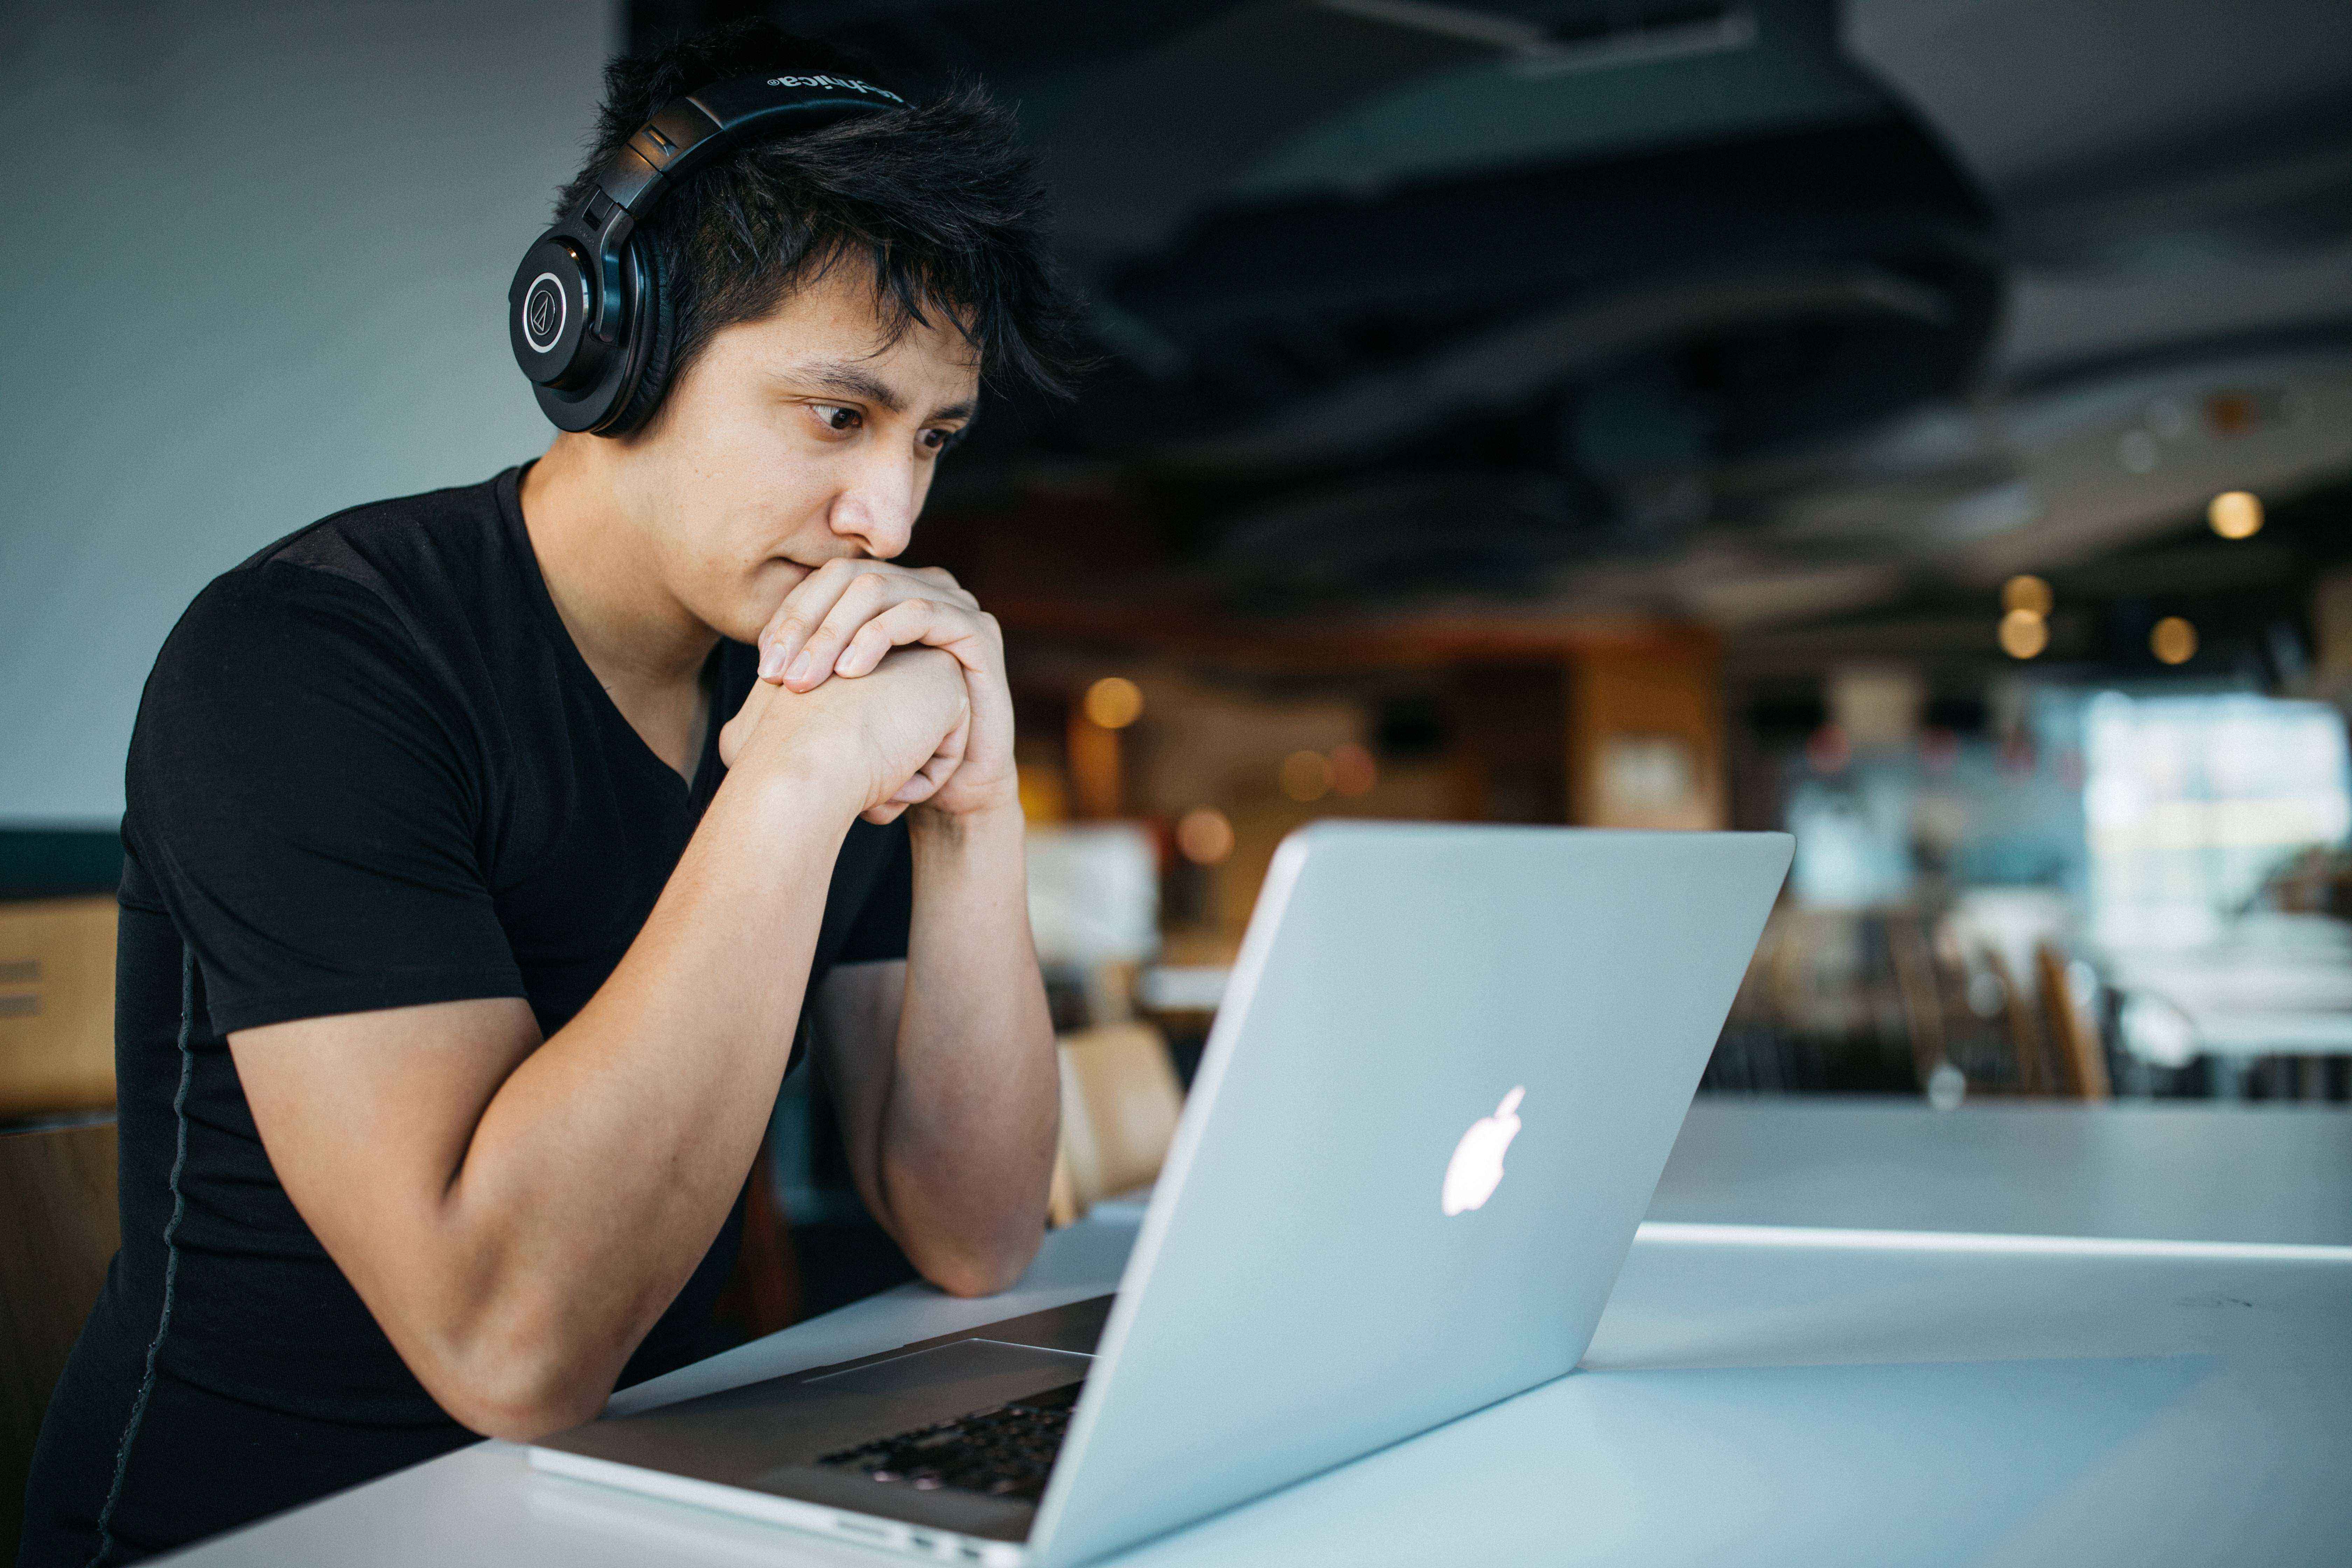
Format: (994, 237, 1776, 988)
(816, 1381, 1084, 1504)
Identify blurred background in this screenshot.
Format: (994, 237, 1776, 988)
(6, 0, 2352, 1330)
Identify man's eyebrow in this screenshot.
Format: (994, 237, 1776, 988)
(788, 361, 977, 425)
(797, 362, 905, 414)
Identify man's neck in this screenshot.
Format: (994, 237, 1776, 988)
(518, 435, 718, 696)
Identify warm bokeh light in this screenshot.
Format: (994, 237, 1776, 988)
(1329, 741, 1377, 797)
(1279, 749, 1332, 803)
(2000, 574, 2053, 616)
(1082, 676, 1144, 730)
(2151, 616, 2197, 665)
(1998, 609, 2049, 659)
(2208, 490, 2263, 540)
(1015, 763, 1068, 825)
(1175, 806, 1235, 865)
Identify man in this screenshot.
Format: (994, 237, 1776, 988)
(23, 23, 1085, 1564)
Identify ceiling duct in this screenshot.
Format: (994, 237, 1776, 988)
(1318, 0, 1758, 78)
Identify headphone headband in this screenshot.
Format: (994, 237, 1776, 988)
(511, 72, 903, 435)
(595, 74, 904, 221)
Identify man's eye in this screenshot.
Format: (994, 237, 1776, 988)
(922, 426, 967, 453)
(812, 404, 861, 433)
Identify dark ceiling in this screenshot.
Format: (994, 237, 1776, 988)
(631, 0, 2352, 626)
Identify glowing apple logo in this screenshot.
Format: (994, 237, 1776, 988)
(1441, 1086, 1525, 1216)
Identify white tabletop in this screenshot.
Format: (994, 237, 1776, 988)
(164, 1102, 2352, 1567)
(1651, 1098, 2352, 1246)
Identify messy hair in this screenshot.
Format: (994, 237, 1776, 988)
(560, 20, 1088, 408)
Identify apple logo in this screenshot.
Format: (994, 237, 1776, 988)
(1442, 1086, 1525, 1216)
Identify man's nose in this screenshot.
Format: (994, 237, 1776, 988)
(830, 451, 918, 560)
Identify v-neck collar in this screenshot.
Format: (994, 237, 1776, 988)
(499, 463, 723, 805)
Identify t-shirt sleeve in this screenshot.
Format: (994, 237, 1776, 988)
(832, 818, 913, 966)
(128, 564, 525, 1035)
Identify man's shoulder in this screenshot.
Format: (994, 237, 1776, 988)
(226, 469, 518, 607)
(172, 470, 526, 660)
(154, 470, 525, 708)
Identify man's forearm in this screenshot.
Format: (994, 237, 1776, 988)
(433, 762, 861, 1428)
(244, 653, 974, 1440)
(878, 798, 1059, 1295)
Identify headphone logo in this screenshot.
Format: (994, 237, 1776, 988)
(522, 273, 566, 352)
(765, 74, 902, 103)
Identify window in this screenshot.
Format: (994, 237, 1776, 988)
(2082, 692, 2352, 950)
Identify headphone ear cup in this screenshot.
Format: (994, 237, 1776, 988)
(511, 234, 597, 391)
(600, 234, 679, 438)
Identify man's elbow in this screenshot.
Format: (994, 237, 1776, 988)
(443, 1375, 605, 1442)
(916, 1233, 1042, 1299)
(420, 1331, 612, 1441)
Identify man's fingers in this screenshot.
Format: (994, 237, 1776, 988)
(757, 559, 862, 682)
(833, 600, 990, 680)
(887, 709, 972, 806)
(854, 683, 971, 825)
(880, 755, 949, 808)
(762, 561, 990, 684)
(783, 572, 898, 691)
(890, 773, 942, 806)
(915, 566, 980, 609)
(833, 601, 931, 680)
(928, 709, 973, 788)
(889, 752, 954, 805)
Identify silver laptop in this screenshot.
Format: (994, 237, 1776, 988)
(531, 822, 1792, 1565)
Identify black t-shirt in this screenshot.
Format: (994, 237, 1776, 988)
(21, 468, 911, 1566)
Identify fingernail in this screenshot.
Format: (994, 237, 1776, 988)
(758, 643, 787, 680)
(786, 651, 816, 684)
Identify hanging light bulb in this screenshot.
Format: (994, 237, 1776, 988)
(2150, 617, 2197, 665)
(2207, 491, 2262, 540)
(1999, 609, 2049, 659)
(2001, 575, 2053, 616)
(1082, 676, 1143, 729)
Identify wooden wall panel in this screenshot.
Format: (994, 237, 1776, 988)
(0, 896, 118, 1118)
(1566, 631, 1727, 830)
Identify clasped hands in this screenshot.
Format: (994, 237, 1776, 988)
(718, 559, 1014, 826)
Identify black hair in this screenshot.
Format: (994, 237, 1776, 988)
(561, 21, 1089, 413)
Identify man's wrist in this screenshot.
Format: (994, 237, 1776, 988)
(729, 750, 872, 834)
(909, 789, 1026, 854)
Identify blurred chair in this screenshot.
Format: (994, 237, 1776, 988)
(2034, 942, 2112, 1100)
(1885, 913, 1949, 1089)
(1047, 1023, 1183, 1228)
(1698, 909, 1827, 1094)
(1082, 958, 1141, 1028)
(2, 1116, 119, 1558)
(0, 895, 118, 1119)
(1979, 946, 2054, 1095)
(1891, 916, 2059, 1100)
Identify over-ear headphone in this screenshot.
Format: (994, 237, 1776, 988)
(510, 72, 903, 436)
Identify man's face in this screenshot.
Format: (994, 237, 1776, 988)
(616, 261, 981, 644)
